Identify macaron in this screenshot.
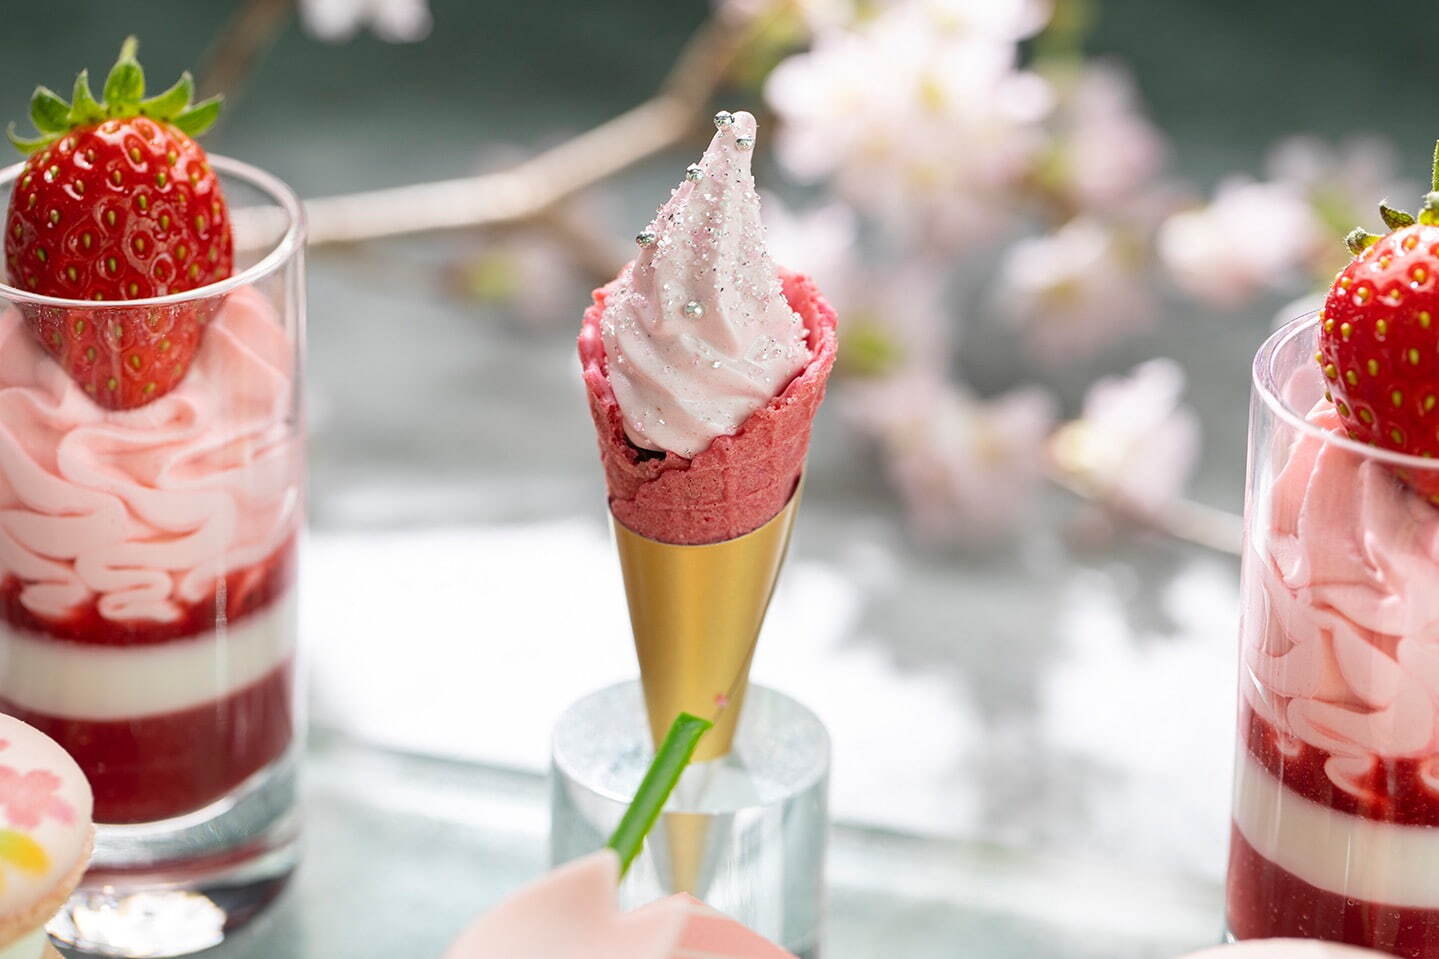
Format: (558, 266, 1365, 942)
(443, 849, 799, 959)
(0, 715, 93, 959)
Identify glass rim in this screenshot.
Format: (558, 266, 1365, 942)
(551, 680, 831, 809)
(0, 154, 305, 309)
(1255, 309, 1439, 472)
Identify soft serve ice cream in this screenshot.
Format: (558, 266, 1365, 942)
(580, 111, 837, 545)
(598, 110, 811, 460)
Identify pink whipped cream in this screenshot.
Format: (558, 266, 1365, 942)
(0, 285, 300, 623)
(1246, 403, 1439, 793)
(598, 110, 810, 459)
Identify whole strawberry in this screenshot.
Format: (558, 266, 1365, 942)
(1317, 143, 1439, 502)
(4, 37, 231, 410)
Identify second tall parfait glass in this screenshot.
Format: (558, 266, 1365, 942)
(1230, 311, 1439, 957)
(0, 155, 304, 955)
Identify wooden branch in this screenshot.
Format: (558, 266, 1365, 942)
(1047, 467, 1243, 557)
(302, 6, 777, 246)
(199, 0, 294, 103)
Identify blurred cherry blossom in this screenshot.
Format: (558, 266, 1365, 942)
(847, 374, 1056, 542)
(1269, 135, 1408, 225)
(448, 229, 588, 328)
(764, 193, 954, 374)
(1157, 137, 1409, 310)
(1050, 358, 1200, 516)
(1267, 135, 1411, 277)
(996, 217, 1154, 367)
(721, 0, 1050, 36)
(765, 0, 1053, 247)
(762, 193, 860, 296)
(300, 0, 432, 43)
(712, 0, 853, 33)
(1157, 178, 1321, 309)
(1041, 63, 1168, 215)
(840, 260, 955, 375)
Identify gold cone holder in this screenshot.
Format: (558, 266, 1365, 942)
(611, 490, 801, 894)
(611, 489, 801, 763)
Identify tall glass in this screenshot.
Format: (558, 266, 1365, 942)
(1229, 313, 1439, 956)
(0, 157, 305, 956)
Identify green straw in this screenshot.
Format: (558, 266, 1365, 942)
(605, 711, 713, 877)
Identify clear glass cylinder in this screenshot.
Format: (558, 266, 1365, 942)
(0, 155, 305, 956)
(1229, 312, 1439, 956)
(552, 680, 830, 959)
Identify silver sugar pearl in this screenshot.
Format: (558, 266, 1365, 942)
(635, 230, 657, 246)
(685, 164, 704, 182)
(682, 300, 705, 319)
(735, 135, 754, 151)
(713, 110, 735, 129)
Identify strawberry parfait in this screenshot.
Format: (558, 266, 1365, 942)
(0, 40, 302, 826)
(1231, 144, 1439, 956)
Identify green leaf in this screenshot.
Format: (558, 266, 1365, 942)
(1380, 202, 1415, 231)
(6, 122, 49, 155)
(69, 70, 104, 126)
(172, 96, 222, 137)
(605, 712, 712, 878)
(139, 71, 193, 120)
(103, 36, 145, 107)
(28, 86, 71, 134)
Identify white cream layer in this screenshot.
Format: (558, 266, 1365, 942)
(0, 591, 295, 721)
(1234, 749, 1439, 909)
(0, 928, 45, 959)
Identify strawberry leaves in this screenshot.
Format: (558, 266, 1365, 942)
(6, 36, 222, 156)
(101, 36, 144, 106)
(28, 87, 71, 135)
(1380, 202, 1416, 231)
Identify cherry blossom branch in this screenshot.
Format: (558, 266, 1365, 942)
(301, 6, 778, 247)
(1046, 465, 1243, 556)
(198, 0, 294, 103)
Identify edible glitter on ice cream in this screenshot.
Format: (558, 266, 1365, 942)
(597, 110, 811, 460)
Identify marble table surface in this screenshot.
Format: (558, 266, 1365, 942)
(201, 733, 1222, 958)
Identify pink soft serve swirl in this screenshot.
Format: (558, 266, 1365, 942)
(0, 285, 300, 623)
(1247, 403, 1439, 796)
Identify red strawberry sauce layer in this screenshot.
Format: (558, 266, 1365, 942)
(0, 538, 297, 647)
(1242, 704, 1439, 827)
(1228, 824, 1439, 957)
(0, 542, 297, 822)
(0, 662, 293, 824)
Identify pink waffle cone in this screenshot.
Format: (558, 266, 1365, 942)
(579, 270, 838, 545)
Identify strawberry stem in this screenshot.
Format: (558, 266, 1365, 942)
(6, 37, 221, 156)
(1432, 139, 1439, 194)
